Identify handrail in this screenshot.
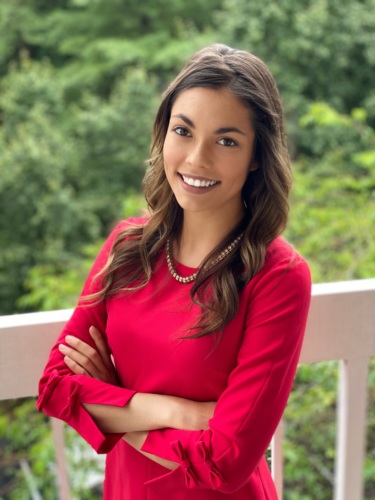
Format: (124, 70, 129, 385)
(1, 279, 375, 499)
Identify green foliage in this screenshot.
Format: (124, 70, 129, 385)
(283, 363, 338, 498)
(74, 68, 158, 202)
(0, 399, 56, 498)
(0, 56, 98, 313)
(286, 103, 375, 283)
(0, 54, 155, 314)
(217, 0, 375, 159)
(20, 194, 147, 310)
(0, 0, 223, 97)
(217, 0, 375, 115)
(17, 247, 96, 311)
(64, 425, 105, 500)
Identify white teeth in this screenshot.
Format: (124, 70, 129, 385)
(182, 175, 217, 188)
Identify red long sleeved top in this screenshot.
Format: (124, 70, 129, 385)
(37, 218, 311, 499)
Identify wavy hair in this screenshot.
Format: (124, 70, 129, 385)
(87, 44, 292, 340)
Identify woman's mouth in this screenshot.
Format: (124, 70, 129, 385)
(180, 174, 219, 188)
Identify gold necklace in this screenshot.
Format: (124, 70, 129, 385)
(166, 234, 243, 284)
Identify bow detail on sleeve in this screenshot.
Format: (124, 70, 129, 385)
(60, 382, 80, 420)
(36, 369, 61, 411)
(197, 440, 227, 488)
(171, 440, 199, 487)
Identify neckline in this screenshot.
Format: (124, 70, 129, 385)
(173, 260, 199, 276)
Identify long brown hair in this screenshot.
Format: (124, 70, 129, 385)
(87, 44, 292, 339)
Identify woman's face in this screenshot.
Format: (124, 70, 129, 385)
(163, 87, 255, 225)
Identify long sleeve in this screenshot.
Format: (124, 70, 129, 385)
(37, 220, 137, 454)
(141, 251, 311, 494)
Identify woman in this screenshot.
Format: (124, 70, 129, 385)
(37, 44, 311, 499)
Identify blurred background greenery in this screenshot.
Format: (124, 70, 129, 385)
(0, 0, 374, 498)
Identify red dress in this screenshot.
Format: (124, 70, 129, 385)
(37, 218, 311, 499)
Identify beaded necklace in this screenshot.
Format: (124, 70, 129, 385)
(166, 234, 243, 284)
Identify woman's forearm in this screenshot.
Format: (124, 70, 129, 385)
(83, 393, 176, 433)
(61, 332, 215, 434)
(83, 393, 215, 434)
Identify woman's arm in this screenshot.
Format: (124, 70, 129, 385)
(59, 327, 212, 470)
(61, 326, 214, 470)
(37, 220, 214, 454)
(81, 394, 214, 434)
(60, 327, 215, 434)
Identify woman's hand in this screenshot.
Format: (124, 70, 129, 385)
(166, 398, 216, 431)
(177, 400, 216, 430)
(58, 326, 120, 385)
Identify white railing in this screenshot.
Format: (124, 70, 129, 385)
(1, 279, 374, 499)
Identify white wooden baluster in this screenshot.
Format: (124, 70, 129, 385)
(334, 358, 369, 500)
(51, 417, 71, 500)
(271, 419, 284, 499)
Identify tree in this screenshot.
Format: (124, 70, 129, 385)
(0, 55, 157, 314)
(217, 0, 375, 144)
(286, 103, 375, 282)
(0, 0, 223, 98)
(0, 55, 92, 313)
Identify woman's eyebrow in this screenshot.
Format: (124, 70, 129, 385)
(171, 113, 195, 128)
(171, 114, 246, 136)
(215, 127, 246, 136)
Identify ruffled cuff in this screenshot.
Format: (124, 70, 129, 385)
(142, 427, 232, 492)
(37, 370, 136, 454)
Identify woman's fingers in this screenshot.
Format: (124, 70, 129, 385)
(62, 353, 89, 376)
(58, 342, 101, 379)
(89, 326, 114, 369)
(58, 329, 120, 385)
(89, 327, 120, 384)
(66, 335, 103, 372)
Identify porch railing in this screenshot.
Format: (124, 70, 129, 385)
(1, 278, 374, 499)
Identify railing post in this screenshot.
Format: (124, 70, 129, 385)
(51, 418, 71, 500)
(334, 358, 369, 500)
(271, 419, 284, 499)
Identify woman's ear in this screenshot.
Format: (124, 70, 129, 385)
(248, 162, 259, 172)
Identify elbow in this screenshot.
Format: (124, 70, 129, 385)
(210, 474, 251, 495)
(37, 369, 78, 421)
(37, 369, 62, 413)
(189, 467, 253, 494)
(209, 452, 262, 494)
(181, 440, 257, 494)
(200, 447, 262, 494)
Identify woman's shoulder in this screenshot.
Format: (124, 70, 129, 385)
(105, 216, 149, 239)
(242, 237, 311, 306)
(265, 237, 308, 268)
(260, 236, 311, 288)
(98, 216, 150, 250)
(113, 216, 150, 232)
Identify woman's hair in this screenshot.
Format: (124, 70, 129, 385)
(88, 44, 292, 340)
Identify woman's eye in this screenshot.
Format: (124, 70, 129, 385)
(218, 137, 237, 147)
(173, 127, 191, 137)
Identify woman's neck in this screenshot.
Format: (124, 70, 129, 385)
(174, 211, 243, 268)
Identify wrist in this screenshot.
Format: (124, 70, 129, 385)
(164, 395, 189, 429)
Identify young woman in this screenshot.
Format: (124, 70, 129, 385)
(37, 44, 311, 499)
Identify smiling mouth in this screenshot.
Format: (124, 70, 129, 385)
(180, 174, 219, 188)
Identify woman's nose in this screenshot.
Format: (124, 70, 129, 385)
(186, 141, 211, 169)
